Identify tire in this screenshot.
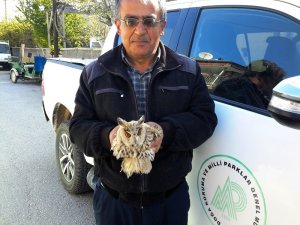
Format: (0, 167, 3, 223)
(10, 70, 18, 83)
(4, 62, 11, 71)
(0, 62, 11, 71)
(55, 121, 92, 194)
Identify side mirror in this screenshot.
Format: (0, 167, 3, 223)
(268, 76, 300, 129)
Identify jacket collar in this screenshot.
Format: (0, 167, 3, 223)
(121, 46, 161, 70)
(97, 42, 182, 77)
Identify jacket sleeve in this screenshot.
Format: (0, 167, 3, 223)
(159, 63, 218, 151)
(69, 66, 114, 157)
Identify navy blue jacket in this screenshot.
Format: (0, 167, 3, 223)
(70, 43, 217, 203)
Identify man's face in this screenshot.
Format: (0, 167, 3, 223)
(115, 0, 166, 62)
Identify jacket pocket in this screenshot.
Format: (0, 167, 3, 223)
(156, 85, 190, 115)
(95, 88, 124, 97)
(94, 87, 131, 119)
(158, 85, 189, 92)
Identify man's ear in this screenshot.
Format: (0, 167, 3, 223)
(160, 21, 166, 35)
(115, 19, 121, 35)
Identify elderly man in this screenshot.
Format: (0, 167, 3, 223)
(70, 0, 217, 224)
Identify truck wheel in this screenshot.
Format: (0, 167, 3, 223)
(56, 121, 91, 194)
(10, 70, 18, 83)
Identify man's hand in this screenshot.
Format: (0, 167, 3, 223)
(109, 125, 119, 144)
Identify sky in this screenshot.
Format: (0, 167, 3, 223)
(0, 0, 18, 21)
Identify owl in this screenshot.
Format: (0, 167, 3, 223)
(111, 116, 163, 178)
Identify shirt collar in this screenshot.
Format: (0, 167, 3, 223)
(121, 46, 161, 71)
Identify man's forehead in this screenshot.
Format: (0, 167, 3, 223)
(120, 0, 160, 10)
(120, 0, 160, 17)
(123, 13, 158, 18)
(121, 0, 159, 5)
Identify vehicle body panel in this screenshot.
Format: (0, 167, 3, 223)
(188, 101, 299, 225)
(42, 59, 83, 126)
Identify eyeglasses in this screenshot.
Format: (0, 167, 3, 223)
(119, 17, 163, 28)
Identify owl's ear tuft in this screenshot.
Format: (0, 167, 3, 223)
(117, 117, 127, 127)
(138, 115, 145, 124)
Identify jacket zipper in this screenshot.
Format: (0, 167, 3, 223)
(140, 174, 145, 208)
(138, 66, 181, 207)
(145, 65, 181, 118)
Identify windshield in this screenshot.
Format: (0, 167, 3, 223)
(0, 44, 10, 54)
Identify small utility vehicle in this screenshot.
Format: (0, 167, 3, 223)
(9, 55, 46, 83)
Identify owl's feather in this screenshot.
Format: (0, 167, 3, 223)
(111, 116, 163, 178)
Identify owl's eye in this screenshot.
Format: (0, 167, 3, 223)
(125, 131, 131, 138)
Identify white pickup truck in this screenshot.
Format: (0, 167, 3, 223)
(42, 0, 300, 224)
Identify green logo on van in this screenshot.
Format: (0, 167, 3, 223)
(197, 155, 267, 225)
(211, 177, 247, 220)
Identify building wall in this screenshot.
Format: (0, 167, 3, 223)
(11, 47, 102, 59)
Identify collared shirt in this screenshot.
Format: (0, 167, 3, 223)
(121, 47, 161, 117)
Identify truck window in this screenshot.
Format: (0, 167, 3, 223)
(0, 43, 10, 54)
(190, 8, 300, 110)
(160, 10, 180, 47)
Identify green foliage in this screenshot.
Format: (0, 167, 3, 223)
(1, 0, 114, 49)
(65, 14, 89, 47)
(60, 0, 115, 26)
(87, 15, 110, 42)
(0, 20, 35, 47)
(17, 0, 52, 47)
(60, 0, 114, 42)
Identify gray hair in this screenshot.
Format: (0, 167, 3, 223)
(115, 0, 167, 21)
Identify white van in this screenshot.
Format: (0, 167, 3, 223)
(0, 40, 11, 70)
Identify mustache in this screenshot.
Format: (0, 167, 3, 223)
(130, 35, 149, 42)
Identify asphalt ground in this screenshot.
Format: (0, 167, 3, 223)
(0, 71, 95, 225)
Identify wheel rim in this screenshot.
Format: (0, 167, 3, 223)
(11, 71, 16, 82)
(58, 133, 75, 182)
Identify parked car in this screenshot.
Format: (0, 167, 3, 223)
(0, 40, 11, 70)
(42, 0, 300, 224)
